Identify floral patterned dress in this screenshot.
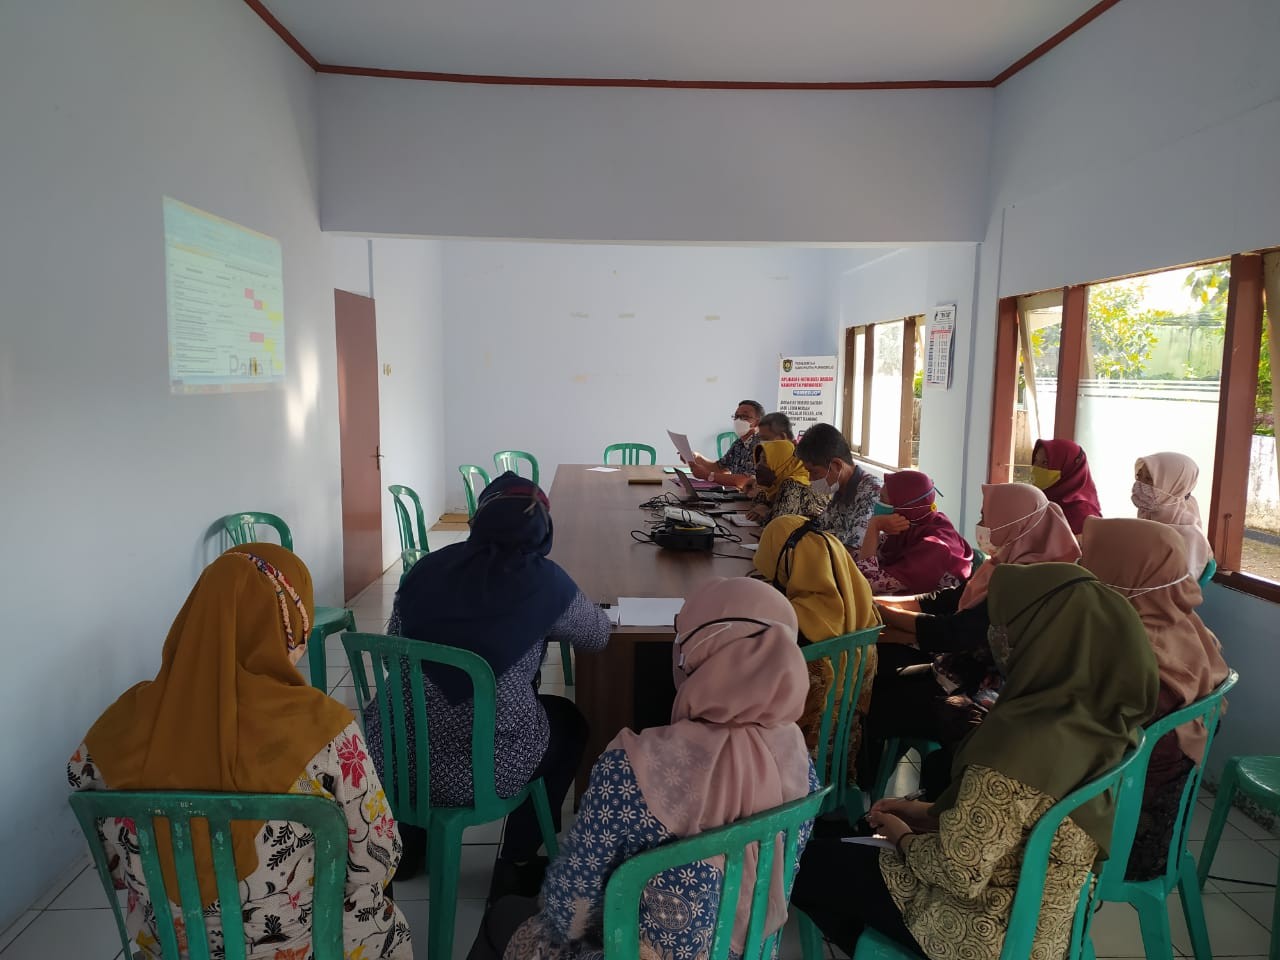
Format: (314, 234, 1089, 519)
(67, 721, 412, 960)
(814, 468, 882, 555)
(504, 749, 819, 960)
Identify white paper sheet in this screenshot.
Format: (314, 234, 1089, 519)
(740, 543, 759, 552)
(600, 605, 623, 626)
(617, 596, 685, 627)
(587, 466, 620, 473)
(841, 835, 896, 850)
(727, 513, 761, 528)
(666, 430, 696, 464)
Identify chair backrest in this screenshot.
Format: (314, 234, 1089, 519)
(493, 450, 540, 485)
(387, 484, 429, 553)
(602, 787, 830, 960)
(602, 443, 657, 466)
(717, 432, 737, 459)
(1005, 738, 1146, 960)
(800, 626, 882, 814)
(68, 790, 347, 960)
(458, 464, 491, 517)
(342, 632, 504, 826)
(1092, 670, 1238, 899)
(220, 512, 293, 551)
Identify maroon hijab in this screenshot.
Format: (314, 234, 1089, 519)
(1035, 439, 1102, 535)
(877, 470, 973, 593)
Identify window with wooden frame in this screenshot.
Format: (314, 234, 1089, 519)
(990, 251, 1280, 601)
(841, 317, 925, 470)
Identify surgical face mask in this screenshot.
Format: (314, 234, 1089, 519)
(1100, 573, 1191, 599)
(810, 465, 840, 498)
(732, 418, 753, 438)
(975, 524, 996, 556)
(1131, 481, 1172, 513)
(1031, 466, 1062, 490)
(873, 501, 896, 517)
(978, 504, 1049, 556)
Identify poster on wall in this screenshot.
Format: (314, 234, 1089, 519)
(776, 355, 838, 435)
(924, 304, 956, 389)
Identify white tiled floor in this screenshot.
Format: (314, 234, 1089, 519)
(4, 533, 1276, 959)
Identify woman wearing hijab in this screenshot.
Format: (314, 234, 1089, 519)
(856, 471, 973, 596)
(1080, 517, 1231, 881)
(1031, 439, 1102, 534)
(364, 472, 610, 897)
(746, 440, 829, 525)
(1132, 453, 1214, 580)
(791, 563, 1160, 960)
(484, 577, 819, 960)
(754, 515, 881, 765)
(869, 483, 1081, 797)
(67, 544, 411, 960)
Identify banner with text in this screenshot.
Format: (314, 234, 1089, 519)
(777, 356, 838, 436)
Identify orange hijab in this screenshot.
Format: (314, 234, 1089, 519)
(84, 543, 353, 904)
(1080, 518, 1229, 763)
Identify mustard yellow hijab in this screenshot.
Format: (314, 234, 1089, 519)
(84, 543, 353, 904)
(754, 515, 879, 641)
(753, 441, 812, 501)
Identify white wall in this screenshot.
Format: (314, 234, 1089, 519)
(831, 246, 981, 529)
(318, 77, 993, 244)
(441, 241, 834, 506)
(0, 0, 338, 926)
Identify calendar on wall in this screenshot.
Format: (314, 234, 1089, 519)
(925, 304, 957, 389)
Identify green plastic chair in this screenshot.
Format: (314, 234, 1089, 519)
(717, 431, 738, 459)
(872, 737, 943, 803)
(1197, 557, 1217, 589)
(1199, 754, 1279, 960)
(388, 484, 430, 576)
(219, 512, 356, 692)
(602, 443, 657, 466)
(1085, 671, 1237, 960)
(68, 790, 348, 960)
(494, 450, 540, 485)
(459, 465, 491, 518)
(603, 787, 830, 960)
(342, 632, 561, 960)
(798, 738, 1147, 960)
(801, 626, 882, 823)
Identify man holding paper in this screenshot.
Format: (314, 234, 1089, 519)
(684, 399, 763, 490)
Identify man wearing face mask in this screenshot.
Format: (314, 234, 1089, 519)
(687, 400, 764, 489)
(794, 424, 883, 554)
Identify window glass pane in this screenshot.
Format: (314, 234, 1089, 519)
(849, 331, 865, 454)
(910, 320, 924, 467)
(1013, 292, 1063, 483)
(1245, 255, 1280, 582)
(1076, 263, 1228, 518)
(868, 320, 904, 464)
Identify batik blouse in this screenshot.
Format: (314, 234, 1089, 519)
(68, 721, 411, 960)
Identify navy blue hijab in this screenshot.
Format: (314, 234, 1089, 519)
(395, 472, 579, 702)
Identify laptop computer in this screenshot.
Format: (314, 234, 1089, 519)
(675, 470, 748, 504)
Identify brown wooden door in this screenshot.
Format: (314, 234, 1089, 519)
(334, 290, 383, 602)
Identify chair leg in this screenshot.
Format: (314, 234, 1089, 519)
(560, 639, 574, 686)
(871, 738, 903, 803)
(529, 779, 561, 859)
(427, 824, 463, 960)
(1197, 761, 1239, 888)
(1177, 853, 1213, 960)
(307, 628, 328, 692)
(796, 910, 825, 960)
(1134, 894, 1177, 960)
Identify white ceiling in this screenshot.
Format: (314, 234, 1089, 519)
(263, 0, 1106, 84)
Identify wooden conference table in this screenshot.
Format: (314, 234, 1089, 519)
(547, 464, 761, 796)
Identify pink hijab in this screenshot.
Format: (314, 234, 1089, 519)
(1080, 518, 1229, 762)
(610, 578, 811, 952)
(877, 470, 973, 593)
(1135, 453, 1213, 578)
(958, 483, 1081, 611)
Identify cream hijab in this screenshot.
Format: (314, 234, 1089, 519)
(610, 578, 812, 953)
(1080, 517, 1229, 762)
(1135, 453, 1213, 578)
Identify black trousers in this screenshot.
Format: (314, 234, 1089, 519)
(861, 646, 955, 799)
(790, 838, 926, 957)
(398, 694, 588, 870)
